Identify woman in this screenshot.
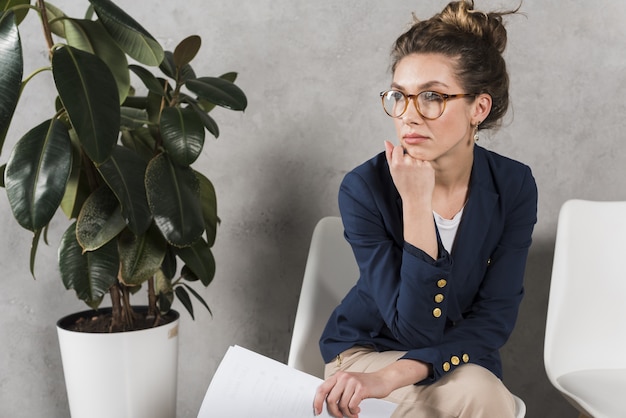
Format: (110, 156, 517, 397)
(313, 1, 536, 417)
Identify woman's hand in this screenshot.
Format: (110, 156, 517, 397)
(313, 359, 431, 417)
(384, 140, 438, 259)
(384, 140, 435, 205)
(313, 370, 393, 418)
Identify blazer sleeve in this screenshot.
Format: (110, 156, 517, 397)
(338, 169, 454, 349)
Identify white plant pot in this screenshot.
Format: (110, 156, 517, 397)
(57, 308, 180, 418)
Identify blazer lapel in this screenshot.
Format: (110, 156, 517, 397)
(451, 146, 499, 288)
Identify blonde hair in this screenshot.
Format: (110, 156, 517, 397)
(391, 1, 521, 130)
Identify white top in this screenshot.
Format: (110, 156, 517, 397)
(433, 207, 464, 253)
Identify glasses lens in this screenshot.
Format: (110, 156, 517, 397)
(382, 90, 407, 117)
(417, 92, 444, 119)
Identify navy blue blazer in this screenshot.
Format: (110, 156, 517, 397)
(319, 145, 538, 384)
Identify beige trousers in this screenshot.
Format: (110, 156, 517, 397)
(324, 347, 516, 418)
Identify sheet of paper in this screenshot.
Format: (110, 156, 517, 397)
(197, 345, 397, 418)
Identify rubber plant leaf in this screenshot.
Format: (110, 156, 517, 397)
(63, 18, 130, 104)
(160, 106, 205, 166)
(120, 107, 149, 129)
(186, 76, 248, 111)
(42, 2, 66, 37)
(160, 246, 177, 280)
(75, 185, 126, 252)
(195, 171, 218, 247)
(181, 282, 212, 316)
(120, 126, 156, 162)
(173, 35, 201, 68)
(145, 153, 204, 247)
(88, 0, 164, 66)
(118, 224, 166, 286)
(188, 101, 219, 138)
(52, 45, 119, 164)
(129, 64, 164, 96)
(5, 119, 72, 231)
(0, 0, 29, 25)
(195, 72, 239, 114)
(59, 221, 119, 310)
(175, 238, 215, 286)
(97, 145, 152, 236)
(60, 128, 91, 219)
(0, 11, 22, 156)
(174, 286, 194, 319)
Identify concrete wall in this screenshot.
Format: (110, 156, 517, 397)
(1, 1, 623, 416)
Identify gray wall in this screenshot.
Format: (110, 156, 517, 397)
(1, 1, 622, 417)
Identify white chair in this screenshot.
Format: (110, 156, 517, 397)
(544, 199, 626, 418)
(288, 216, 526, 417)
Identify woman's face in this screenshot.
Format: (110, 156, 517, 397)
(390, 53, 480, 165)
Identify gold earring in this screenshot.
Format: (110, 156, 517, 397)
(473, 121, 481, 141)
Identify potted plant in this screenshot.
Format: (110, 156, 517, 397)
(0, 0, 247, 416)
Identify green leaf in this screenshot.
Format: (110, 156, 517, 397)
(1, 0, 29, 25)
(181, 283, 212, 316)
(188, 101, 219, 138)
(29, 228, 43, 279)
(43, 2, 66, 37)
(160, 246, 177, 279)
(52, 45, 119, 164)
(129, 64, 164, 96)
(186, 76, 247, 111)
(120, 126, 156, 162)
(195, 171, 218, 247)
(120, 106, 149, 129)
(97, 145, 152, 236)
(173, 35, 201, 68)
(174, 286, 194, 319)
(5, 119, 72, 231)
(60, 128, 91, 219)
(0, 10, 22, 155)
(219, 71, 237, 83)
(59, 221, 119, 310)
(63, 18, 131, 104)
(145, 153, 204, 247)
(118, 224, 166, 286)
(175, 238, 215, 286)
(159, 50, 175, 79)
(75, 186, 126, 251)
(0, 163, 5, 187)
(89, 0, 164, 66)
(160, 106, 205, 166)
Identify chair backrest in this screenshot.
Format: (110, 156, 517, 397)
(544, 200, 626, 386)
(287, 216, 358, 378)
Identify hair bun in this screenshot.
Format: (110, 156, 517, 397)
(437, 1, 516, 54)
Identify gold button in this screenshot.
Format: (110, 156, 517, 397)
(487, 258, 492, 266)
(432, 308, 442, 318)
(437, 279, 447, 288)
(434, 294, 444, 303)
(451, 356, 460, 366)
(462, 354, 470, 363)
(443, 362, 451, 372)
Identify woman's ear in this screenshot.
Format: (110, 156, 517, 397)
(473, 93, 492, 124)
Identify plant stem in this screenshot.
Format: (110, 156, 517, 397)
(110, 285, 123, 332)
(36, 0, 54, 59)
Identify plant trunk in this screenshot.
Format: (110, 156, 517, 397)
(109, 285, 123, 332)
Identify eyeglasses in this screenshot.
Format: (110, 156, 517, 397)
(380, 90, 477, 120)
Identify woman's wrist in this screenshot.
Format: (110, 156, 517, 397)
(376, 359, 432, 392)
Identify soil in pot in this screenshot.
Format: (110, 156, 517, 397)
(57, 307, 179, 333)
